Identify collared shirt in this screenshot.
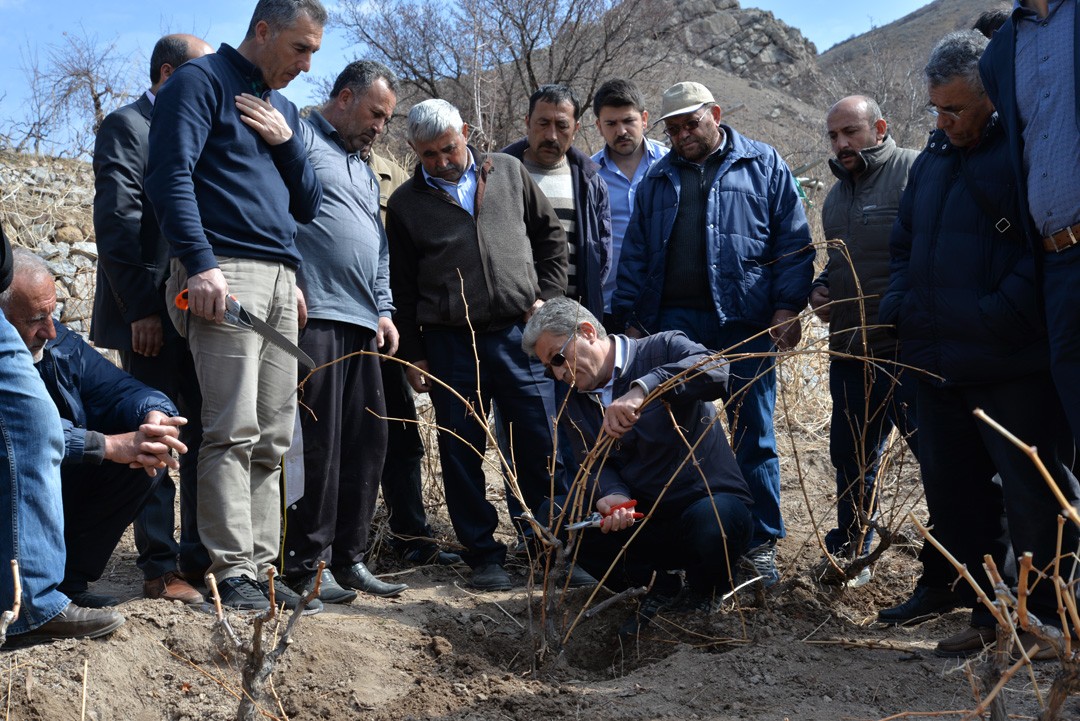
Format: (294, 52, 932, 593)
(146, 89, 156, 106)
(1015, 0, 1080, 235)
(422, 149, 479, 216)
(586, 334, 629, 407)
(294, 110, 392, 330)
(593, 138, 669, 311)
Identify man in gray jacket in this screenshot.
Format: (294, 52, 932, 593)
(811, 96, 956, 619)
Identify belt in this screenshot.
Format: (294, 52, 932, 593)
(1043, 222, 1080, 253)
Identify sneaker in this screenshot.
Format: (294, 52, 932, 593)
(144, 571, 203, 604)
(470, 564, 513, 591)
(742, 541, 780, 587)
(213, 576, 271, 612)
(618, 590, 678, 638)
(877, 585, 961, 626)
(290, 568, 357, 605)
(13, 603, 125, 643)
(255, 579, 322, 615)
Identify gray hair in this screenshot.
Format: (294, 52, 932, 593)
(522, 297, 607, 356)
(0, 248, 52, 312)
(244, 0, 328, 39)
(925, 31, 989, 91)
(406, 99, 464, 144)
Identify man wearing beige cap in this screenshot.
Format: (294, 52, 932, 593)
(611, 81, 814, 586)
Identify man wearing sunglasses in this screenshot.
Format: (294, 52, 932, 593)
(523, 296, 753, 634)
(611, 81, 814, 586)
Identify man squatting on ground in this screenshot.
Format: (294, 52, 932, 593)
(524, 297, 753, 635)
(145, 0, 326, 613)
(0, 248, 188, 639)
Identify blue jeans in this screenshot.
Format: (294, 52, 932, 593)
(658, 308, 782, 546)
(825, 358, 918, 555)
(424, 324, 563, 568)
(0, 309, 69, 634)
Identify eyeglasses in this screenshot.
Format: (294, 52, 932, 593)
(924, 102, 972, 121)
(544, 332, 576, 380)
(663, 109, 710, 139)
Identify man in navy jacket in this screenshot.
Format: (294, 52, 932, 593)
(0, 250, 188, 611)
(145, 0, 326, 612)
(523, 297, 753, 632)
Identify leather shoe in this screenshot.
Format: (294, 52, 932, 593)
(332, 562, 408, 598)
(15, 602, 124, 643)
(144, 571, 203, 604)
(877, 585, 960, 625)
(1014, 632, 1058, 663)
(290, 568, 357, 604)
(402, 544, 463, 567)
(470, 564, 513, 591)
(60, 589, 120, 608)
(935, 625, 996, 657)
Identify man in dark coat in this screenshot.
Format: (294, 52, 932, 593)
(880, 31, 1079, 659)
(90, 33, 212, 605)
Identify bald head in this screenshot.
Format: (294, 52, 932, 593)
(826, 95, 887, 177)
(150, 33, 214, 91)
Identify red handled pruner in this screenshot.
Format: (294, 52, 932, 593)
(567, 500, 644, 530)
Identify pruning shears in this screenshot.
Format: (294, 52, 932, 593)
(175, 289, 316, 369)
(567, 500, 644, 531)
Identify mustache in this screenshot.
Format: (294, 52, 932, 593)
(538, 140, 561, 150)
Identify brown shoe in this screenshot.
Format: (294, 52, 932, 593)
(144, 571, 203, 604)
(1014, 632, 1059, 663)
(935, 625, 996, 657)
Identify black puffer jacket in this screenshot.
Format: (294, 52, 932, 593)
(879, 116, 1047, 386)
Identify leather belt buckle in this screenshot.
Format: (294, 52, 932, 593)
(1044, 223, 1080, 253)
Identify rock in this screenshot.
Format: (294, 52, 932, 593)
(54, 225, 83, 244)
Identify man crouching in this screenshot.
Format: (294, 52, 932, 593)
(522, 297, 753, 635)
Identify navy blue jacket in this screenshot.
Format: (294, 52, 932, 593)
(145, 44, 322, 277)
(879, 120, 1048, 386)
(37, 324, 176, 465)
(560, 331, 752, 513)
(501, 139, 612, 317)
(611, 126, 813, 334)
(979, 6, 1080, 246)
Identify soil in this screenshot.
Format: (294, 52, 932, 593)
(3, 410, 1078, 721)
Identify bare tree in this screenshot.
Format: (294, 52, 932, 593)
(2, 27, 137, 158)
(334, 0, 672, 147)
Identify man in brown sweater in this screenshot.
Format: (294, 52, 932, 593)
(386, 99, 567, 591)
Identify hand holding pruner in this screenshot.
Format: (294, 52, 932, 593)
(567, 500, 644, 531)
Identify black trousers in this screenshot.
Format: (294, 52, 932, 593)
(284, 320, 387, 576)
(917, 374, 1080, 626)
(122, 336, 208, 578)
(61, 462, 160, 592)
(379, 359, 433, 546)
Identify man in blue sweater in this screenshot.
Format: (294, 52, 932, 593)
(145, 0, 326, 612)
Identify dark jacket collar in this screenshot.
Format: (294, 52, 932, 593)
(218, 43, 269, 96)
(828, 135, 898, 182)
(500, 138, 601, 176)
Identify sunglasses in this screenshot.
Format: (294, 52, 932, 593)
(663, 108, 710, 139)
(544, 332, 576, 379)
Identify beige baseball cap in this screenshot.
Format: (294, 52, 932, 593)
(659, 82, 716, 121)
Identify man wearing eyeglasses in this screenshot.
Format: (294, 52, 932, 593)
(522, 296, 753, 634)
(879, 31, 1078, 659)
(611, 81, 814, 587)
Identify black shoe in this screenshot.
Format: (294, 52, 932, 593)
(878, 585, 961, 626)
(402, 544, 463, 567)
(256, 579, 323, 615)
(332, 562, 408, 598)
(13, 603, 124, 643)
(60, 589, 120, 608)
(618, 590, 678, 638)
(290, 568, 357, 605)
(470, 564, 513, 591)
(213, 576, 271, 612)
(567, 565, 598, 589)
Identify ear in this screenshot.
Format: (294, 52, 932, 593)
(711, 104, 723, 124)
(594, 117, 602, 133)
(874, 118, 888, 143)
(337, 86, 353, 109)
(159, 63, 176, 82)
(524, 112, 531, 130)
(462, 123, 470, 141)
(579, 321, 599, 340)
(641, 109, 649, 126)
(255, 20, 271, 44)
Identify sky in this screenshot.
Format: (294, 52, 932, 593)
(0, 0, 930, 134)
